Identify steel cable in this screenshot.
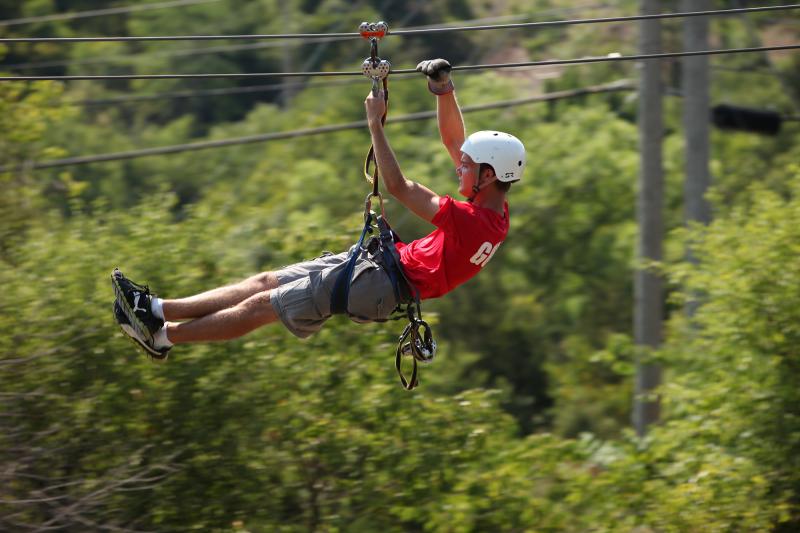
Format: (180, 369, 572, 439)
(2, 44, 798, 82)
(5, 9, 605, 70)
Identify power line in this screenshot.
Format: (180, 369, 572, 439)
(0, 81, 634, 172)
(2, 44, 798, 82)
(388, 4, 800, 36)
(0, 0, 222, 28)
(1, 4, 798, 43)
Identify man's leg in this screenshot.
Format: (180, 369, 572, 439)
(165, 289, 279, 344)
(162, 272, 279, 321)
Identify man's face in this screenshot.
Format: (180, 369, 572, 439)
(456, 152, 479, 198)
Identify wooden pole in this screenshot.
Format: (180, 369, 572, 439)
(633, 0, 664, 437)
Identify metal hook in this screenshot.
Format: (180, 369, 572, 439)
(364, 192, 384, 219)
(370, 37, 378, 62)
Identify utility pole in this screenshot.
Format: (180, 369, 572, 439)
(280, 0, 294, 107)
(682, 0, 712, 229)
(682, 0, 712, 318)
(633, 0, 663, 437)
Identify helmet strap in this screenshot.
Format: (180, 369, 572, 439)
(467, 165, 495, 203)
(467, 181, 481, 203)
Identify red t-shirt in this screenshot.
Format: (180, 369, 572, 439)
(396, 195, 509, 300)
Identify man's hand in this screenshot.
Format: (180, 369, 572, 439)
(416, 58, 454, 95)
(364, 90, 386, 127)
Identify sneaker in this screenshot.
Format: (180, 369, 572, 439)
(113, 301, 170, 361)
(111, 268, 163, 344)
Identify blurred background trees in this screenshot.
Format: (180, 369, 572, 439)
(2, 0, 800, 530)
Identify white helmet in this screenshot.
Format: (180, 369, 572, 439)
(460, 130, 526, 183)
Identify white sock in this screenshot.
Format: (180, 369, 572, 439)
(154, 325, 173, 349)
(151, 297, 165, 321)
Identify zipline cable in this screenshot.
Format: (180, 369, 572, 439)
(0, 0, 222, 28)
(54, 7, 578, 106)
(1, 4, 798, 43)
(67, 73, 422, 107)
(0, 14, 541, 70)
(61, 60, 775, 107)
(65, 68, 500, 107)
(0, 81, 634, 172)
(72, 78, 379, 106)
(5, 8, 610, 70)
(2, 44, 798, 81)
(439, 44, 800, 73)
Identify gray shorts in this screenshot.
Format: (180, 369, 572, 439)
(271, 243, 400, 338)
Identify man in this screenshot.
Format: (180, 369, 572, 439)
(112, 59, 526, 359)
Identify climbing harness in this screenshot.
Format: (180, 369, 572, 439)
(330, 22, 436, 390)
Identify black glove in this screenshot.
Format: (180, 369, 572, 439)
(416, 58, 454, 95)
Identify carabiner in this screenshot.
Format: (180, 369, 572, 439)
(364, 192, 384, 220)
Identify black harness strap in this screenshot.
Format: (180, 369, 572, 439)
(330, 203, 436, 390)
(329, 207, 373, 316)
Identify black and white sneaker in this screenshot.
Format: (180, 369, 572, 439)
(113, 301, 170, 361)
(111, 268, 164, 344)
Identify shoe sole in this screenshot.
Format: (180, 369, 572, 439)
(118, 323, 169, 361)
(111, 271, 155, 344)
(113, 303, 168, 361)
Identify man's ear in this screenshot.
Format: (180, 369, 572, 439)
(480, 165, 497, 184)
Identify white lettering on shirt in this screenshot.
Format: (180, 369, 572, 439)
(469, 241, 501, 267)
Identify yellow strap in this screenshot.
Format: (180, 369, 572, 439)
(364, 77, 389, 189)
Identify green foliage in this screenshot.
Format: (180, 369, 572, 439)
(0, 196, 522, 531)
(3, 1, 800, 530)
(0, 80, 73, 257)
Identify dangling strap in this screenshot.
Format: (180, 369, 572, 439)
(364, 78, 389, 193)
(395, 303, 436, 390)
(396, 321, 420, 390)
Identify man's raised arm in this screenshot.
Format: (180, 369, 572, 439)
(364, 91, 440, 223)
(416, 58, 465, 167)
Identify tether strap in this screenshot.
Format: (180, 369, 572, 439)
(364, 76, 389, 192)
